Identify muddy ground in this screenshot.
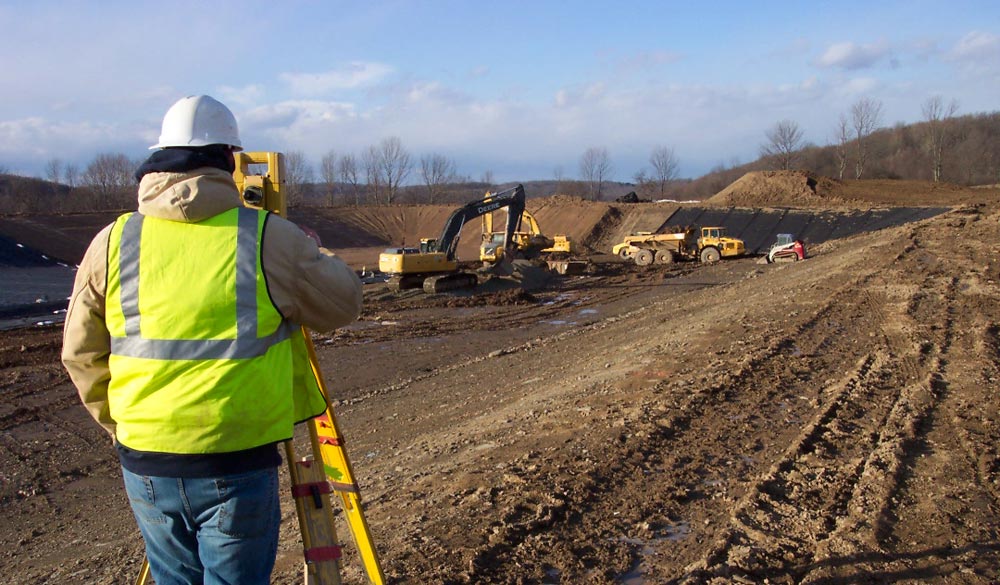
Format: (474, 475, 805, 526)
(2, 174, 1000, 584)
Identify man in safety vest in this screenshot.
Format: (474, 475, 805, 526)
(61, 95, 363, 584)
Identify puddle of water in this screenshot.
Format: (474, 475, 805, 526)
(578, 308, 598, 315)
(613, 522, 692, 583)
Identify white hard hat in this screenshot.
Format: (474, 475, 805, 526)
(151, 95, 243, 151)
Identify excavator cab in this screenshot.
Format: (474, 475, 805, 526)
(419, 238, 437, 254)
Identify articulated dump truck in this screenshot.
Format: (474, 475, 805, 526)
(612, 226, 745, 265)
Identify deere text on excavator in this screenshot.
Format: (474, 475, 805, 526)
(378, 185, 527, 293)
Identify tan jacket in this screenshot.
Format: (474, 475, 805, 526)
(61, 167, 363, 437)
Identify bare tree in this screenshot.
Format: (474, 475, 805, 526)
(851, 97, 883, 179)
(283, 151, 313, 207)
(481, 170, 494, 189)
(320, 150, 338, 205)
(834, 114, 851, 180)
(362, 146, 383, 204)
(44, 158, 63, 184)
(922, 96, 960, 182)
(649, 145, 679, 199)
(579, 147, 613, 200)
(553, 165, 564, 193)
(377, 137, 412, 204)
(83, 152, 135, 207)
(338, 154, 361, 206)
(64, 163, 80, 188)
(760, 120, 804, 171)
(632, 169, 656, 200)
(419, 153, 457, 203)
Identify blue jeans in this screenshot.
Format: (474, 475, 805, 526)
(122, 466, 280, 585)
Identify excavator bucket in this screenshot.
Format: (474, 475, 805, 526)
(482, 256, 516, 277)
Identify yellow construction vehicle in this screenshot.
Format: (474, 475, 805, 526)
(479, 207, 574, 263)
(612, 226, 745, 265)
(379, 185, 527, 293)
(696, 226, 745, 262)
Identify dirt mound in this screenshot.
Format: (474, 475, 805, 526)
(707, 170, 851, 208)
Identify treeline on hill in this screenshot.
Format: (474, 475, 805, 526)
(668, 110, 1000, 202)
(2, 111, 999, 215)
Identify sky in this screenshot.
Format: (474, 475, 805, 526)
(1, 0, 998, 183)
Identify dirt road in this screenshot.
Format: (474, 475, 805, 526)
(2, 182, 999, 583)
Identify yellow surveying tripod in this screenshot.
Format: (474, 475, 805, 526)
(135, 152, 384, 585)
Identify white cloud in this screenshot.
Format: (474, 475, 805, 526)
(215, 85, 267, 108)
(553, 89, 569, 108)
(242, 100, 358, 130)
(614, 50, 682, 74)
(0, 116, 144, 171)
(817, 41, 891, 70)
(837, 77, 880, 97)
(467, 65, 490, 78)
(950, 30, 1000, 59)
(240, 73, 852, 182)
(278, 62, 394, 96)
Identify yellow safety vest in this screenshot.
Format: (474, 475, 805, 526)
(105, 207, 326, 454)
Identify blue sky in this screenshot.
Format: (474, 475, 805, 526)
(1, 0, 997, 182)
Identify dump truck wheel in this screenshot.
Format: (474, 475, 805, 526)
(618, 247, 631, 259)
(634, 249, 654, 266)
(700, 247, 721, 263)
(655, 250, 674, 264)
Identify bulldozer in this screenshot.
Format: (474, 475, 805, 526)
(612, 226, 745, 266)
(378, 185, 527, 293)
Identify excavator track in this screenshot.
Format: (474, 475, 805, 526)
(423, 272, 478, 294)
(387, 274, 428, 292)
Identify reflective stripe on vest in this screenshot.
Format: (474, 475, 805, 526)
(111, 209, 292, 358)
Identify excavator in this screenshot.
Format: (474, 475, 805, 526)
(479, 207, 574, 264)
(378, 185, 527, 293)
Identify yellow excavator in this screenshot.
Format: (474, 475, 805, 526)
(378, 185, 527, 293)
(479, 207, 574, 263)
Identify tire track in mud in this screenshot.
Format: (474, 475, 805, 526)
(689, 350, 900, 582)
(672, 338, 918, 583)
(843, 219, 1000, 582)
(677, 223, 993, 583)
(448, 252, 896, 583)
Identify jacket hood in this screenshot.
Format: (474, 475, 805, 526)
(137, 167, 242, 222)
